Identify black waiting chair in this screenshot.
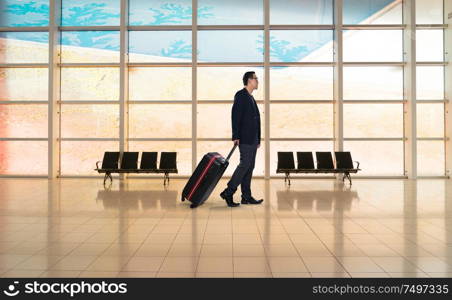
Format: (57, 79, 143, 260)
(95, 152, 120, 184)
(315, 152, 335, 170)
(121, 152, 139, 170)
(297, 152, 315, 170)
(101, 152, 120, 169)
(276, 151, 361, 186)
(95, 151, 178, 186)
(157, 152, 178, 185)
(140, 152, 158, 170)
(276, 152, 296, 185)
(334, 151, 361, 184)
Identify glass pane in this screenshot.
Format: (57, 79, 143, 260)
(269, 30, 333, 62)
(129, 104, 191, 138)
(417, 103, 444, 138)
(416, 30, 444, 62)
(0, 68, 48, 101)
(61, 31, 120, 63)
(0, 32, 48, 63)
(270, 141, 333, 175)
(61, 141, 118, 175)
(62, 0, 120, 26)
(198, 31, 263, 62)
(197, 67, 264, 101)
(343, 0, 402, 25)
(343, 141, 403, 175)
(129, 141, 191, 176)
(198, 0, 262, 25)
(61, 104, 119, 138)
(416, 66, 444, 100)
(198, 141, 265, 176)
(129, 0, 192, 26)
(344, 103, 403, 138)
(416, 0, 443, 24)
(0, 0, 49, 27)
(0, 141, 47, 175)
(270, 67, 333, 100)
(270, 0, 333, 25)
(417, 141, 445, 176)
(0, 104, 47, 138)
(198, 104, 264, 139)
(61, 67, 119, 101)
(343, 30, 402, 62)
(129, 31, 191, 63)
(343, 66, 403, 100)
(270, 104, 332, 138)
(129, 67, 191, 101)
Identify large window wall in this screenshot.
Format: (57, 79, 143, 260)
(0, 0, 49, 175)
(0, 0, 449, 178)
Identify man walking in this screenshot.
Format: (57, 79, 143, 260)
(220, 71, 264, 207)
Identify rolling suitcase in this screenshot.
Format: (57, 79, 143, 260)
(182, 144, 237, 208)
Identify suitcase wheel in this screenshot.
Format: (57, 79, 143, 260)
(181, 196, 185, 202)
(190, 204, 197, 209)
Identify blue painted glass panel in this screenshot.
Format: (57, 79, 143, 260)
(198, 30, 263, 62)
(62, 0, 120, 26)
(270, 0, 333, 25)
(129, 31, 192, 62)
(0, 31, 48, 44)
(129, 0, 194, 25)
(268, 30, 333, 62)
(61, 31, 120, 62)
(343, 0, 401, 24)
(0, 0, 49, 27)
(0, 32, 48, 63)
(198, 0, 262, 25)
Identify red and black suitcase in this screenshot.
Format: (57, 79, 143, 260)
(182, 144, 237, 208)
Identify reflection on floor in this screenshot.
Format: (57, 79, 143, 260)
(0, 178, 451, 278)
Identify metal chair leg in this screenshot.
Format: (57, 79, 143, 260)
(284, 173, 290, 185)
(346, 172, 352, 185)
(163, 173, 169, 186)
(103, 172, 113, 185)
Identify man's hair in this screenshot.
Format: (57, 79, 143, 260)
(243, 71, 256, 86)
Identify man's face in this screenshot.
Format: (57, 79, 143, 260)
(249, 74, 258, 90)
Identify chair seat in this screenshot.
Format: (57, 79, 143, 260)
(155, 169, 178, 173)
(277, 168, 360, 174)
(96, 168, 178, 174)
(276, 168, 295, 173)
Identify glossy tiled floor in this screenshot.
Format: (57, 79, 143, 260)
(1, 177, 452, 278)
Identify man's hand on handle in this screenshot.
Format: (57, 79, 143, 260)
(233, 139, 240, 145)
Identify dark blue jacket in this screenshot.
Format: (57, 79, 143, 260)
(231, 88, 261, 145)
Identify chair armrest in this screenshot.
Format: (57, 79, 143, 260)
(95, 161, 102, 170)
(354, 161, 360, 170)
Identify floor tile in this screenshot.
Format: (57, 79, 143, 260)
(121, 257, 164, 272)
(267, 257, 308, 273)
(233, 257, 270, 273)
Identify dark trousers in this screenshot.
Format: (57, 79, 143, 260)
(224, 143, 258, 200)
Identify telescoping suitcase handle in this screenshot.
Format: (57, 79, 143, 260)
(226, 143, 238, 162)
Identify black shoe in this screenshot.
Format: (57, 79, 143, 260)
(220, 191, 240, 207)
(241, 197, 264, 205)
